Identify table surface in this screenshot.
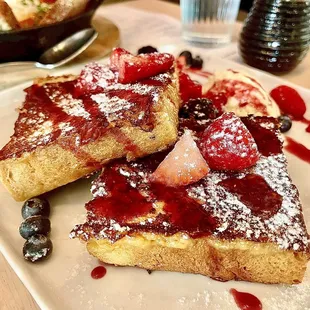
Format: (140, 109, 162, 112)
(1, 1, 309, 309)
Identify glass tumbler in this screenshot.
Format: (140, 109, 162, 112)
(181, 0, 241, 45)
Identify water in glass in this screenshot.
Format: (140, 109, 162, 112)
(181, 0, 241, 45)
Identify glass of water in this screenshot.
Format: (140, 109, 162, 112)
(181, 0, 241, 45)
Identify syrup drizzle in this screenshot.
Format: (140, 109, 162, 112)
(230, 289, 263, 310)
(285, 137, 310, 164)
(205, 79, 269, 115)
(219, 174, 282, 219)
(85, 157, 218, 240)
(299, 117, 310, 133)
(241, 117, 282, 156)
(0, 65, 171, 164)
(186, 68, 213, 78)
(71, 111, 309, 252)
(91, 266, 107, 279)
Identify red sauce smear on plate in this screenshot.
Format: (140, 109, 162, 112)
(285, 137, 310, 164)
(91, 266, 107, 279)
(300, 117, 310, 133)
(230, 289, 263, 310)
(205, 79, 269, 115)
(186, 68, 213, 78)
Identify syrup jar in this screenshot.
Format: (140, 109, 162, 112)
(239, 0, 310, 73)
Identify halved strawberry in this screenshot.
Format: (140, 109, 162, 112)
(109, 48, 131, 71)
(179, 71, 202, 104)
(151, 131, 209, 187)
(270, 85, 306, 120)
(74, 63, 116, 97)
(200, 112, 259, 171)
(110, 50, 174, 84)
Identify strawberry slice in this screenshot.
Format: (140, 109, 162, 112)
(110, 48, 174, 84)
(151, 131, 209, 187)
(74, 63, 116, 97)
(270, 85, 306, 120)
(109, 48, 131, 71)
(179, 71, 202, 104)
(200, 112, 259, 170)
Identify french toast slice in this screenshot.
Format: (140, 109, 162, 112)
(0, 62, 180, 201)
(71, 101, 310, 284)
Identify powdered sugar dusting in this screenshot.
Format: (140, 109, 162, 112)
(76, 62, 117, 92)
(72, 114, 309, 252)
(186, 153, 309, 250)
(91, 93, 134, 122)
(0, 61, 176, 161)
(203, 112, 258, 163)
(106, 83, 156, 96)
(44, 86, 90, 120)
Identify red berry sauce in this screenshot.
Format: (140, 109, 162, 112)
(0, 65, 173, 165)
(71, 106, 309, 253)
(91, 266, 107, 279)
(84, 153, 218, 240)
(241, 117, 282, 156)
(204, 79, 269, 115)
(220, 174, 282, 219)
(179, 71, 202, 104)
(86, 165, 154, 222)
(203, 92, 227, 114)
(230, 289, 262, 310)
(285, 137, 310, 165)
(186, 68, 213, 78)
(300, 118, 310, 133)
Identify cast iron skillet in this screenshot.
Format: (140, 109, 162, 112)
(0, 0, 104, 63)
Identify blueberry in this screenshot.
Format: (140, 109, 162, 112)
(19, 216, 51, 239)
(23, 234, 53, 263)
(191, 56, 203, 69)
(137, 46, 158, 54)
(179, 50, 193, 66)
(21, 197, 50, 219)
(278, 115, 292, 133)
(179, 98, 219, 120)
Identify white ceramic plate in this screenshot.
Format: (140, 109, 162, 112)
(0, 55, 309, 310)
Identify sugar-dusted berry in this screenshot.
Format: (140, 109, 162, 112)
(151, 131, 209, 187)
(200, 112, 259, 170)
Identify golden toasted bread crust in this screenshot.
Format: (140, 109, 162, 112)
(86, 233, 309, 284)
(0, 72, 179, 201)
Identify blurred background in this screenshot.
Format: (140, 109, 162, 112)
(105, 0, 254, 17)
